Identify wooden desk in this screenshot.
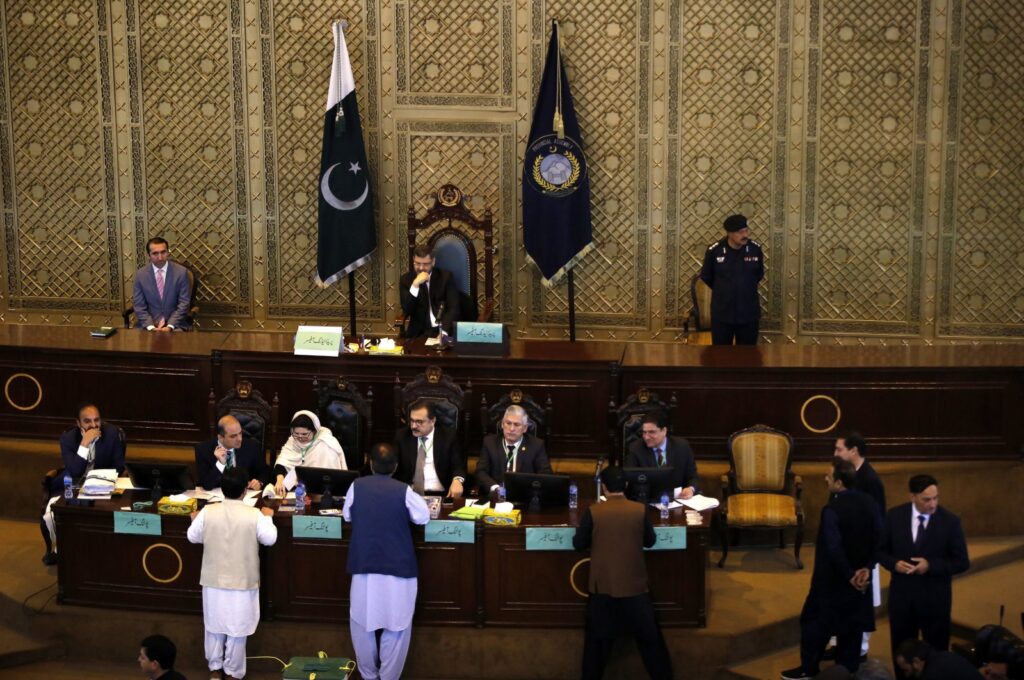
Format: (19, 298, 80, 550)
(621, 343, 1024, 460)
(53, 492, 708, 628)
(0, 326, 228, 443)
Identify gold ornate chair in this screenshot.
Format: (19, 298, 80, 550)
(683, 273, 713, 345)
(313, 376, 373, 472)
(396, 184, 495, 337)
(718, 424, 804, 569)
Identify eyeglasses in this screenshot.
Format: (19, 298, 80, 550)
(292, 430, 314, 440)
(409, 418, 431, 426)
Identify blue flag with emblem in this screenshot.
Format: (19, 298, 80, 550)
(316, 21, 375, 287)
(522, 21, 593, 287)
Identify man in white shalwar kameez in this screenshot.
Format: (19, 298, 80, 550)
(343, 443, 429, 680)
(188, 466, 277, 680)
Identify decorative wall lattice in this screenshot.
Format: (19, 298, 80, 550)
(0, 0, 1022, 343)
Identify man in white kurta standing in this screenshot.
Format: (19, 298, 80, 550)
(187, 467, 277, 680)
(343, 442, 429, 680)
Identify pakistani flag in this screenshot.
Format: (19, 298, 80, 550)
(316, 21, 375, 287)
(522, 20, 593, 287)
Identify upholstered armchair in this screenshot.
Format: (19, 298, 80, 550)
(313, 376, 373, 471)
(481, 388, 553, 441)
(208, 380, 279, 465)
(607, 387, 677, 466)
(718, 424, 804, 569)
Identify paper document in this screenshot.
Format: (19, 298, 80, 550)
(243, 490, 261, 507)
(648, 499, 685, 510)
(81, 469, 118, 496)
(424, 337, 440, 346)
(186, 488, 225, 502)
(680, 494, 720, 512)
(115, 477, 135, 490)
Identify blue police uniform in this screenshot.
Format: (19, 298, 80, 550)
(699, 236, 764, 345)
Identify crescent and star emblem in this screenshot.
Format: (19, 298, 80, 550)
(321, 162, 369, 211)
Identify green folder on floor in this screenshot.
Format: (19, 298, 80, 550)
(282, 655, 354, 679)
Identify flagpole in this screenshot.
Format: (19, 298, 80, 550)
(347, 272, 358, 336)
(567, 270, 577, 342)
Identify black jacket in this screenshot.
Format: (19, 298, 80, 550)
(194, 437, 269, 490)
(699, 237, 764, 324)
(624, 435, 699, 494)
(394, 425, 466, 492)
(399, 267, 460, 339)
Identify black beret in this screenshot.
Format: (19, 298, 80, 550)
(724, 214, 748, 232)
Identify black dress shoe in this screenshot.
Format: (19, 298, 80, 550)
(780, 666, 813, 679)
(41, 551, 58, 566)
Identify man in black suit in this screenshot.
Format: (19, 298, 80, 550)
(399, 244, 460, 339)
(782, 460, 881, 680)
(832, 430, 886, 660)
(42, 402, 127, 565)
(476, 405, 552, 497)
(878, 474, 970, 679)
(394, 398, 466, 498)
(194, 415, 268, 491)
(624, 412, 698, 500)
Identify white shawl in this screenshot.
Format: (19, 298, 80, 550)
(274, 410, 347, 478)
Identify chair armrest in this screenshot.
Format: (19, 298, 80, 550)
(122, 305, 133, 329)
(792, 474, 804, 516)
(719, 473, 730, 499)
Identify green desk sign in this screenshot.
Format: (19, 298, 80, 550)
(294, 325, 344, 357)
(425, 519, 475, 543)
(646, 525, 686, 551)
(114, 511, 162, 536)
(455, 322, 504, 343)
(292, 515, 342, 540)
(525, 526, 576, 551)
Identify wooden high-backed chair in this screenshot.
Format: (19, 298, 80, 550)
(683, 273, 713, 345)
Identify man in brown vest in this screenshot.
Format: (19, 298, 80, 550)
(187, 466, 277, 680)
(573, 466, 673, 679)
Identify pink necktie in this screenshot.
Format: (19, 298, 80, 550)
(156, 268, 165, 300)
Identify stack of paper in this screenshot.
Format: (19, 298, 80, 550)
(80, 469, 118, 498)
(680, 494, 720, 512)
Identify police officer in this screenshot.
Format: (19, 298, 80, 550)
(699, 214, 764, 345)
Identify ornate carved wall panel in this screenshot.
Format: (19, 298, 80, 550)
(939, 0, 1024, 337)
(0, 0, 1022, 343)
(665, 0, 787, 334)
(800, 0, 929, 336)
(260, 0, 383, 321)
(395, 0, 514, 108)
(0, 0, 120, 313)
(125, 0, 251, 316)
(396, 121, 516, 321)
(528, 0, 650, 331)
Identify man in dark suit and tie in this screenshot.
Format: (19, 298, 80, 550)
(878, 474, 970, 679)
(399, 244, 460, 339)
(624, 412, 699, 500)
(194, 415, 268, 491)
(132, 237, 192, 331)
(394, 398, 466, 498)
(476, 405, 552, 497)
(782, 460, 881, 680)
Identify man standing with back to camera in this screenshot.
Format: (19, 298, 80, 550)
(700, 214, 764, 345)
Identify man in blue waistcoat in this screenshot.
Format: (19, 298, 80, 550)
(343, 443, 430, 680)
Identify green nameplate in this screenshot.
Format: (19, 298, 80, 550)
(294, 325, 344, 357)
(455, 322, 504, 343)
(292, 515, 342, 540)
(646, 525, 686, 551)
(114, 511, 162, 536)
(525, 526, 575, 550)
(425, 520, 475, 543)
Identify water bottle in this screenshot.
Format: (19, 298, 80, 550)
(63, 473, 73, 501)
(294, 481, 306, 514)
(568, 480, 579, 510)
(497, 483, 506, 503)
(660, 492, 670, 521)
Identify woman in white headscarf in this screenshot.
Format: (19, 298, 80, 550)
(271, 410, 346, 496)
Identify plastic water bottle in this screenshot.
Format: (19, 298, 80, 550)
(63, 473, 73, 501)
(294, 481, 306, 514)
(497, 483, 506, 503)
(568, 480, 579, 510)
(660, 492, 670, 521)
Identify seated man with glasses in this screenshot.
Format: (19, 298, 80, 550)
(476, 405, 552, 499)
(271, 410, 347, 496)
(394, 398, 466, 498)
(623, 412, 699, 500)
